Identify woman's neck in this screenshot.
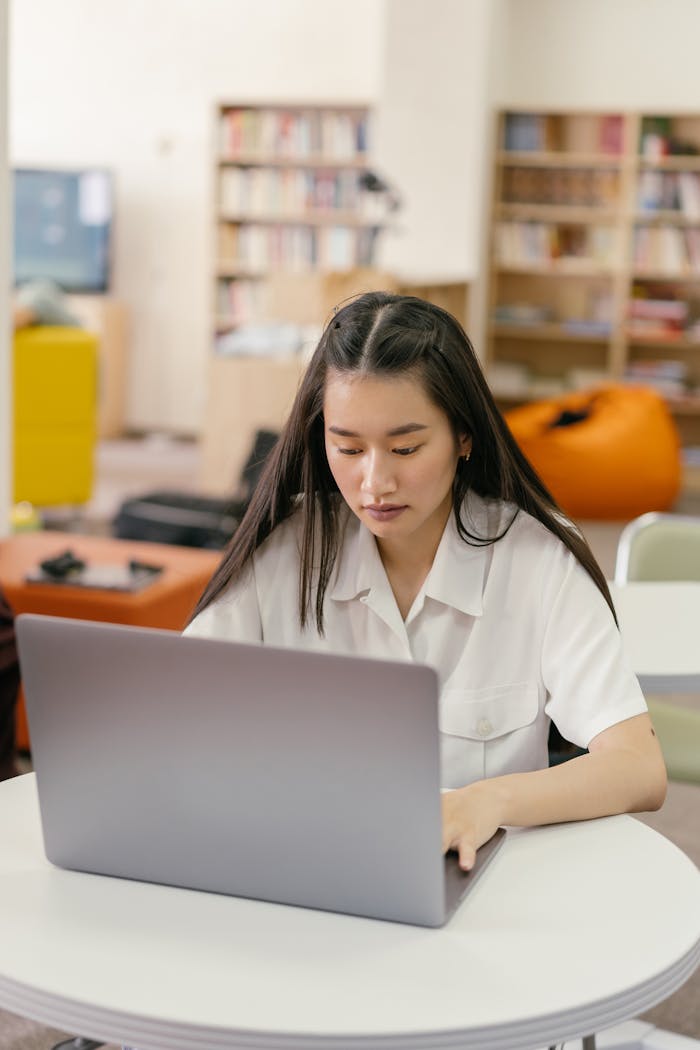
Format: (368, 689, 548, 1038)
(375, 502, 452, 618)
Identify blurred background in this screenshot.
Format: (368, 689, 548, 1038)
(3, 0, 700, 542)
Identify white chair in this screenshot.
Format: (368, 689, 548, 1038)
(614, 512, 700, 784)
(614, 512, 700, 583)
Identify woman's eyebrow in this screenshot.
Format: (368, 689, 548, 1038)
(327, 423, 430, 438)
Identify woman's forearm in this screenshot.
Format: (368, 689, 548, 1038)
(484, 745, 667, 830)
(442, 714, 667, 868)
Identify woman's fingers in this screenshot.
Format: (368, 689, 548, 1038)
(442, 784, 501, 870)
(457, 840, 476, 871)
(443, 827, 477, 870)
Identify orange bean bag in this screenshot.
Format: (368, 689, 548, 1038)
(504, 385, 682, 520)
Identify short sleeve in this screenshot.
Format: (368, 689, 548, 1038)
(542, 551, 647, 748)
(184, 562, 263, 644)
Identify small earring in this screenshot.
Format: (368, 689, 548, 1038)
(463, 451, 471, 462)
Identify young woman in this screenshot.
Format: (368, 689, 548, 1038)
(187, 292, 667, 870)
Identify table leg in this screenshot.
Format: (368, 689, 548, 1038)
(52, 1038, 105, 1050)
(548, 1037, 597, 1050)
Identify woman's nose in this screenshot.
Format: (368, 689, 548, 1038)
(360, 452, 397, 496)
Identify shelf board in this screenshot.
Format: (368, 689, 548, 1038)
(490, 322, 611, 344)
(216, 266, 267, 279)
(218, 212, 381, 228)
(498, 203, 618, 223)
(497, 263, 618, 277)
(626, 335, 700, 350)
(633, 210, 700, 226)
(638, 156, 700, 172)
(666, 396, 700, 416)
(498, 151, 624, 168)
(632, 271, 700, 282)
(218, 154, 369, 170)
(683, 463, 700, 494)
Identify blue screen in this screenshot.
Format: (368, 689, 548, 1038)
(13, 169, 113, 293)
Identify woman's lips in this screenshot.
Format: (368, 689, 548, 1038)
(364, 504, 407, 522)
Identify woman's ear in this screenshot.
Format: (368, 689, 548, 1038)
(458, 434, 473, 459)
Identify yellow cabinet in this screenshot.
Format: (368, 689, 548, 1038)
(13, 326, 98, 506)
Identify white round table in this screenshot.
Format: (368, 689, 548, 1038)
(611, 581, 700, 692)
(0, 774, 698, 1050)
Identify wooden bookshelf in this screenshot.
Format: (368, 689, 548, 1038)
(211, 102, 392, 338)
(201, 102, 402, 492)
(485, 109, 700, 453)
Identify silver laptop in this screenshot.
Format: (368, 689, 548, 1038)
(16, 613, 506, 928)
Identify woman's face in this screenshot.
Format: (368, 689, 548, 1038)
(323, 369, 471, 553)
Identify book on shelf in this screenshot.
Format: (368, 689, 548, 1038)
(566, 367, 610, 389)
(640, 117, 673, 161)
(219, 108, 368, 161)
(501, 166, 619, 207)
(503, 113, 624, 155)
(633, 225, 700, 274)
(215, 321, 315, 359)
(217, 278, 267, 327)
(639, 115, 700, 162)
(598, 115, 624, 155)
(683, 445, 700, 467)
(561, 319, 612, 337)
(526, 376, 567, 399)
(218, 223, 374, 273)
(495, 221, 617, 268)
(636, 170, 700, 217)
(678, 173, 700, 218)
(628, 297, 688, 323)
(487, 361, 531, 398)
(219, 166, 364, 217)
(503, 114, 549, 152)
(492, 304, 554, 326)
(624, 358, 688, 398)
(628, 282, 700, 340)
(493, 285, 613, 333)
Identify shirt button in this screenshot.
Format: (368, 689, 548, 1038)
(477, 718, 493, 738)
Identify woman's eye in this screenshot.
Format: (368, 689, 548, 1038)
(338, 447, 362, 456)
(393, 446, 419, 456)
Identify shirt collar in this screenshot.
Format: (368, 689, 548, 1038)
(330, 494, 505, 618)
(330, 510, 386, 602)
(420, 509, 488, 617)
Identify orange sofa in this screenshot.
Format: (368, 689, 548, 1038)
(0, 532, 220, 751)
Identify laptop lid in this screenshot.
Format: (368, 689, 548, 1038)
(18, 614, 459, 925)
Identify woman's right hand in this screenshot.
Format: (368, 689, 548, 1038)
(441, 779, 504, 870)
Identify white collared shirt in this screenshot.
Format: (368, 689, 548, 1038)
(186, 494, 646, 789)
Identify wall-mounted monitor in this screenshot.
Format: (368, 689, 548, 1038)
(13, 168, 113, 293)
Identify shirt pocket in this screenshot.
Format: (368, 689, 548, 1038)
(439, 682, 540, 786)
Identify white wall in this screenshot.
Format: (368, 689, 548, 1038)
(0, 0, 10, 535)
(9, 0, 385, 433)
(502, 0, 700, 110)
(375, 0, 497, 284)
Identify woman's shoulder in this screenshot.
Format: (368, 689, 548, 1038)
(464, 491, 578, 564)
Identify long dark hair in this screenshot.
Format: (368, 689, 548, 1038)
(192, 292, 615, 631)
